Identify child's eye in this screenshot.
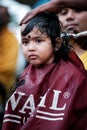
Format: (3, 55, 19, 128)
(36, 39, 42, 43)
(22, 41, 28, 45)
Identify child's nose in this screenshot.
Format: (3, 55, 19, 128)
(28, 42, 35, 51)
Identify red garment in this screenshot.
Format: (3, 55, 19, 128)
(2, 52, 87, 130)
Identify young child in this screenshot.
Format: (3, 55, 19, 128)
(2, 12, 87, 130)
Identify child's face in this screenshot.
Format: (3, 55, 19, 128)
(21, 26, 54, 67)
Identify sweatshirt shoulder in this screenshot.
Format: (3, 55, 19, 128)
(61, 59, 87, 78)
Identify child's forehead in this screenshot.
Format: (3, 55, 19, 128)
(29, 28, 48, 38)
(21, 25, 48, 37)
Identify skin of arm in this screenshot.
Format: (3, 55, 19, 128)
(20, 0, 87, 25)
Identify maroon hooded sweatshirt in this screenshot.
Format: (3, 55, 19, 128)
(2, 52, 87, 130)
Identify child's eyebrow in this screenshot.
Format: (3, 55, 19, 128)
(21, 37, 28, 40)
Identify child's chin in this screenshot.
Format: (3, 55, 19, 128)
(31, 63, 40, 67)
(31, 63, 44, 68)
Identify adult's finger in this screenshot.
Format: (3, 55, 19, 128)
(19, 11, 32, 25)
(19, 7, 41, 25)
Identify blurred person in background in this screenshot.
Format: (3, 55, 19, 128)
(0, 5, 18, 97)
(0, 5, 18, 129)
(58, 8, 87, 69)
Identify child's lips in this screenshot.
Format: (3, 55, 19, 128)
(29, 54, 38, 59)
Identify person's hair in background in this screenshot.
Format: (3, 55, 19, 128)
(0, 6, 10, 29)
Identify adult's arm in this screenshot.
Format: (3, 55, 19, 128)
(20, 0, 87, 25)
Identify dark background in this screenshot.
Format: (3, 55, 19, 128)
(16, 0, 36, 7)
(15, 0, 49, 8)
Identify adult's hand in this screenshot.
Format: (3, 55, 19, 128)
(20, 0, 62, 25)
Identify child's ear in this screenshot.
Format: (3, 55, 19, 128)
(54, 37, 62, 51)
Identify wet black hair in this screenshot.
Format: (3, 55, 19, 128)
(21, 12, 71, 63)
